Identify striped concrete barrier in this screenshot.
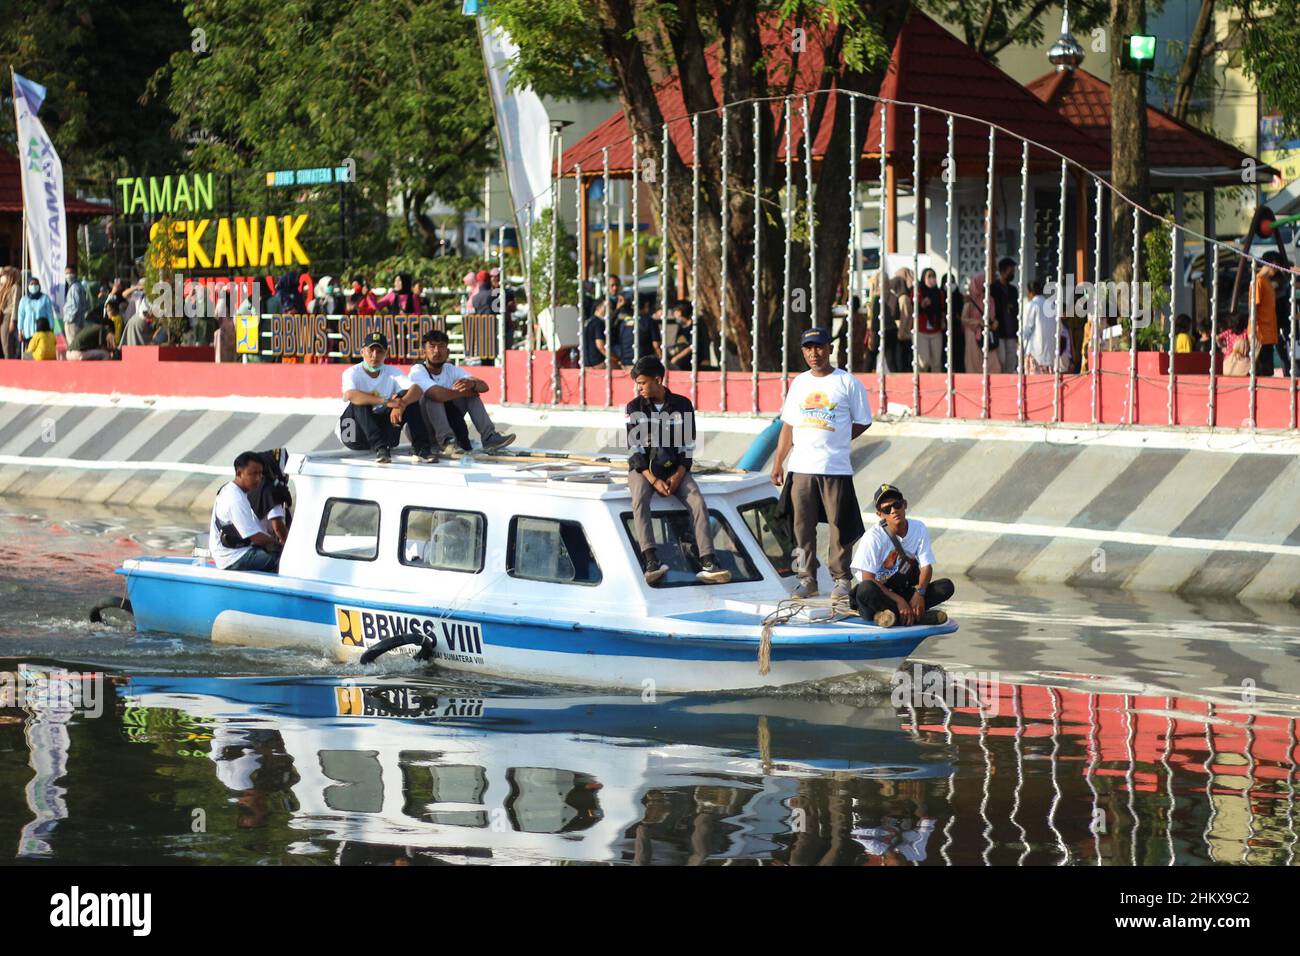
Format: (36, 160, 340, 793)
(1, 387, 1296, 602)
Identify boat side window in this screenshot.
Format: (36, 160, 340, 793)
(618, 508, 763, 587)
(738, 498, 796, 577)
(507, 516, 602, 586)
(317, 498, 381, 561)
(400, 507, 485, 573)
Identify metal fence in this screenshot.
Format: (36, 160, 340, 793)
(513, 91, 1298, 429)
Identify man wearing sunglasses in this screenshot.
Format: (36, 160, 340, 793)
(849, 483, 953, 627)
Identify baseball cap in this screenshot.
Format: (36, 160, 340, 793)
(475, 270, 490, 283)
(363, 332, 389, 349)
(873, 483, 904, 507)
(800, 327, 830, 347)
(489, 267, 501, 277)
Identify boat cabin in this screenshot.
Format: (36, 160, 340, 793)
(275, 449, 799, 618)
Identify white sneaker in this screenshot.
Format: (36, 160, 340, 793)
(792, 577, 818, 599)
(873, 609, 896, 627)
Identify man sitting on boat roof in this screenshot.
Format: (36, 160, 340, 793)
(849, 483, 952, 628)
(625, 356, 731, 585)
(209, 451, 287, 573)
(339, 331, 435, 464)
(410, 329, 514, 455)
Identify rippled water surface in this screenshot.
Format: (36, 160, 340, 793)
(2, 503, 1298, 865)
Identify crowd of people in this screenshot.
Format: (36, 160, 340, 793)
(830, 255, 1295, 380)
(0, 265, 526, 363)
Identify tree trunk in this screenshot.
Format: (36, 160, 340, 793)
(593, 0, 909, 373)
(1172, 0, 1215, 123)
(1110, 0, 1150, 285)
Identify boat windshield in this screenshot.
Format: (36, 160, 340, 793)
(619, 508, 762, 587)
(737, 498, 796, 577)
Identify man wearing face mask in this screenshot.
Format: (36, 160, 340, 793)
(62, 267, 90, 348)
(17, 277, 58, 357)
(339, 332, 433, 464)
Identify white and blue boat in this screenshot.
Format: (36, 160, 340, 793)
(115, 448, 957, 692)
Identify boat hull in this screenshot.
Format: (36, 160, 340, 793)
(121, 559, 955, 693)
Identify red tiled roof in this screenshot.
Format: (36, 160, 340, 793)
(561, 10, 1110, 179)
(1026, 68, 1268, 176)
(0, 150, 112, 218)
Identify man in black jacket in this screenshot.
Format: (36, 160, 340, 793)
(625, 356, 731, 585)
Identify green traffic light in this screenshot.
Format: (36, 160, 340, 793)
(1128, 34, 1156, 63)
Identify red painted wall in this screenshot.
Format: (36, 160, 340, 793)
(3, 347, 1296, 430)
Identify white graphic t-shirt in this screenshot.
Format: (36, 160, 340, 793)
(341, 362, 413, 402)
(408, 361, 472, 392)
(779, 368, 873, 475)
(851, 518, 935, 581)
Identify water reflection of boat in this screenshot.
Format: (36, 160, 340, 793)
(119, 675, 952, 864)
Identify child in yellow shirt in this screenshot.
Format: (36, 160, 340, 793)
(1174, 314, 1192, 353)
(29, 317, 57, 360)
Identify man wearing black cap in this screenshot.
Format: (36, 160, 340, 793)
(850, 483, 953, 627)
(339, 331, 434, 464)
(771, 327, 873, 600)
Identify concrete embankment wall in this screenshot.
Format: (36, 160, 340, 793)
(2, 388, 1298, 603)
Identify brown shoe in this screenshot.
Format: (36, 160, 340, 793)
(872, 609, 896, 627)
(921, 609, 948, 625)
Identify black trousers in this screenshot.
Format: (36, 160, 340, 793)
(852, 576, 954, 619)
(340, 396, 432, 455)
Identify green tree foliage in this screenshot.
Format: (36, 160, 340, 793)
(917, 0, 1110, 62)
(486, 0, 912, 369)
(530, 208, 579, 307)
(158, 0, 497, 260)
(1238, 0, 1300, 140)
(0, 0, 190, 182)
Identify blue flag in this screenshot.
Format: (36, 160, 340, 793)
(13, 73, 47, 115)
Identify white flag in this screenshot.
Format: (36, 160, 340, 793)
(478, 19, 553, 233)
(13, 73, 68, 309)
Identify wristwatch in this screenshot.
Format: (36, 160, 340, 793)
(916, 587, 927, 598)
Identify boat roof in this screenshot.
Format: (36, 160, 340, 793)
(291, 446, 774, 499)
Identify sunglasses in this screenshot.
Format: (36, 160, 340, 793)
(878, 499, 907, 514)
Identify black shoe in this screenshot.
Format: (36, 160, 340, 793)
(481, 431, 515, 453)
(415, 449, 439, 464)
(641, 549, 668, 585)
(375, 447, 391, 464)
(438, 435, 458, 453)
(695, 556, 732, 584)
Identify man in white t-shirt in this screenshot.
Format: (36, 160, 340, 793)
(410, 329, 514, 454)
(209, 452, 287, 572)
(849, 483, 953, 627)
(771, 327, 873, 600)
(339, 331, 434, 464)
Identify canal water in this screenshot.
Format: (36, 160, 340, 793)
(1, 502, 1298, 866)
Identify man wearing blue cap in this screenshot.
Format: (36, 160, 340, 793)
(771, 327, 873, 600)
(339, 331, 434, 463)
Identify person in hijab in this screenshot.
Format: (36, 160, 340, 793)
(942, 273, 964, 373)
(311, 276, 344, 315)
(960, 273, 1001, 374)
(377, 272, 420, 314)
(275, 271, 306, 315)
(347, 275, 378, 316)
(914, 268, 945, 372)
(0, 267, 20, 359)
(886, 267, 915, 373)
